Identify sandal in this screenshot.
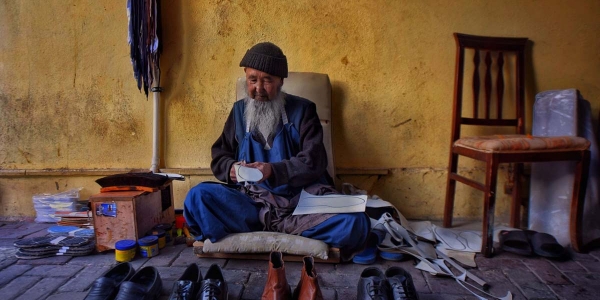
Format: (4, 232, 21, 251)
(499, 230, 533, 256)
(530, 232, 568, 260)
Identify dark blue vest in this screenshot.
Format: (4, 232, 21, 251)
(232, 95, 325, 196)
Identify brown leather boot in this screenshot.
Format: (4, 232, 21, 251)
(262, 251, 292, 300)
(293, 256, 324, 300)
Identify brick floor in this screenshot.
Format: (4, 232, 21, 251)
(1, 221, 600, 299)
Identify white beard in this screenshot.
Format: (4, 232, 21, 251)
(244, 92, 286, 149)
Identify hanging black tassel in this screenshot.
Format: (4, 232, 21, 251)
(127, 0, 161, 97)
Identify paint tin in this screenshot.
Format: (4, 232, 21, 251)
(138, 236, 159, 258)
(115, 240, 136, 262)
(153, 223, 173, 243)
(146, 228, 166, 249)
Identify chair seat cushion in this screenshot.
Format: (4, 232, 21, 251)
(455, 134, 590, 151)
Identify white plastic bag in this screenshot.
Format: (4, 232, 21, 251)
(33, 188, 83, 223)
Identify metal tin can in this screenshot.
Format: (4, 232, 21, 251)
(138, 236, 159, 258)
(146, 228, 166, 249)
(153, 223, 173, 243)
(115, 240, 136, 262)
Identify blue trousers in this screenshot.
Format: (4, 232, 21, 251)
(183, 182, 369, 253)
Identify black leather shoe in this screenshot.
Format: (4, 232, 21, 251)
(84, 262, 136, 300)
(385, 267, 418, 300)
(115, 266, 163, 300)
(197, 264, 227, 300)
(357, 267, 390, 300)
(169, 263, 202, 300)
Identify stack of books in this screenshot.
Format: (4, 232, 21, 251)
(55, 210, 93, 227)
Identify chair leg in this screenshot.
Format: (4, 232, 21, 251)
(444, 153, 459, 228)
(510, 163, 523, 228)
(570, 150, 591, 252)
(482, 156, 499, 257)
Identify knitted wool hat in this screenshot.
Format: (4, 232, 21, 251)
(239, 42, 288, 78)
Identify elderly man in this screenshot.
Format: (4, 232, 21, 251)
(183, 42, 369, 257)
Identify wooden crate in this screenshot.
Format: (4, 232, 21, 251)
(90, 184, 174, 252)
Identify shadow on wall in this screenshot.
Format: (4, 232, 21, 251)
(157, 1, 187, 167)
(331, 80, 347, 169)
(160, 1, 188, 100)
(331, 80, 388, 170)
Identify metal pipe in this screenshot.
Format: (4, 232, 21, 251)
(150, 88, 160, 173)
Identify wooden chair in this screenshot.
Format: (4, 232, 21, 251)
(443, 33, 591, 257)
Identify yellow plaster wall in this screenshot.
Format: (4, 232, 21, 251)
(0, 1, 599, 221)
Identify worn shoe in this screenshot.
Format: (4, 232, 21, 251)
(198, 264, 228, 300)
(169, 263, 202, 300)
(114, 266, 162, 300)
(293, 256, 324, 300)
(84, 262, 136, 300)
(357, 267, 390, 300)
(262, 251, 292, 300)
(385, 267, 418, 300)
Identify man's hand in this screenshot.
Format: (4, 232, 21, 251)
(229, 161, 243, 183)
(245, 162, 272, 183)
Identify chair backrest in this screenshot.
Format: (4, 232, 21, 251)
(236, 72, 335, 180)
(450, 33, 529, 142)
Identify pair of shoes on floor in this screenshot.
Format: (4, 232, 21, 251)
(262, 251, 323, 300)
(358, 266, 419, 300)
(499, 230, 568, 260)
(84, 262, 162, 300)
(169, 263, 228, 300)
(353, 230, 406, 264)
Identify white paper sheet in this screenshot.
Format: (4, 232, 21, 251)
(437, 247, 477, 267)
(365, 197, 395, 208)
(433, 225, 483, 252)
(409, 220, 437, 243)
(292, 189, 367, 215)
(433, 224, 517, 253)
(366, 198, 412, 229)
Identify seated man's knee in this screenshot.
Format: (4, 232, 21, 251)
(344, 213, 370, 242)
(185, 183, 218, 205)
(347, 212, 370, 230)
(333, 213, 370, 243)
